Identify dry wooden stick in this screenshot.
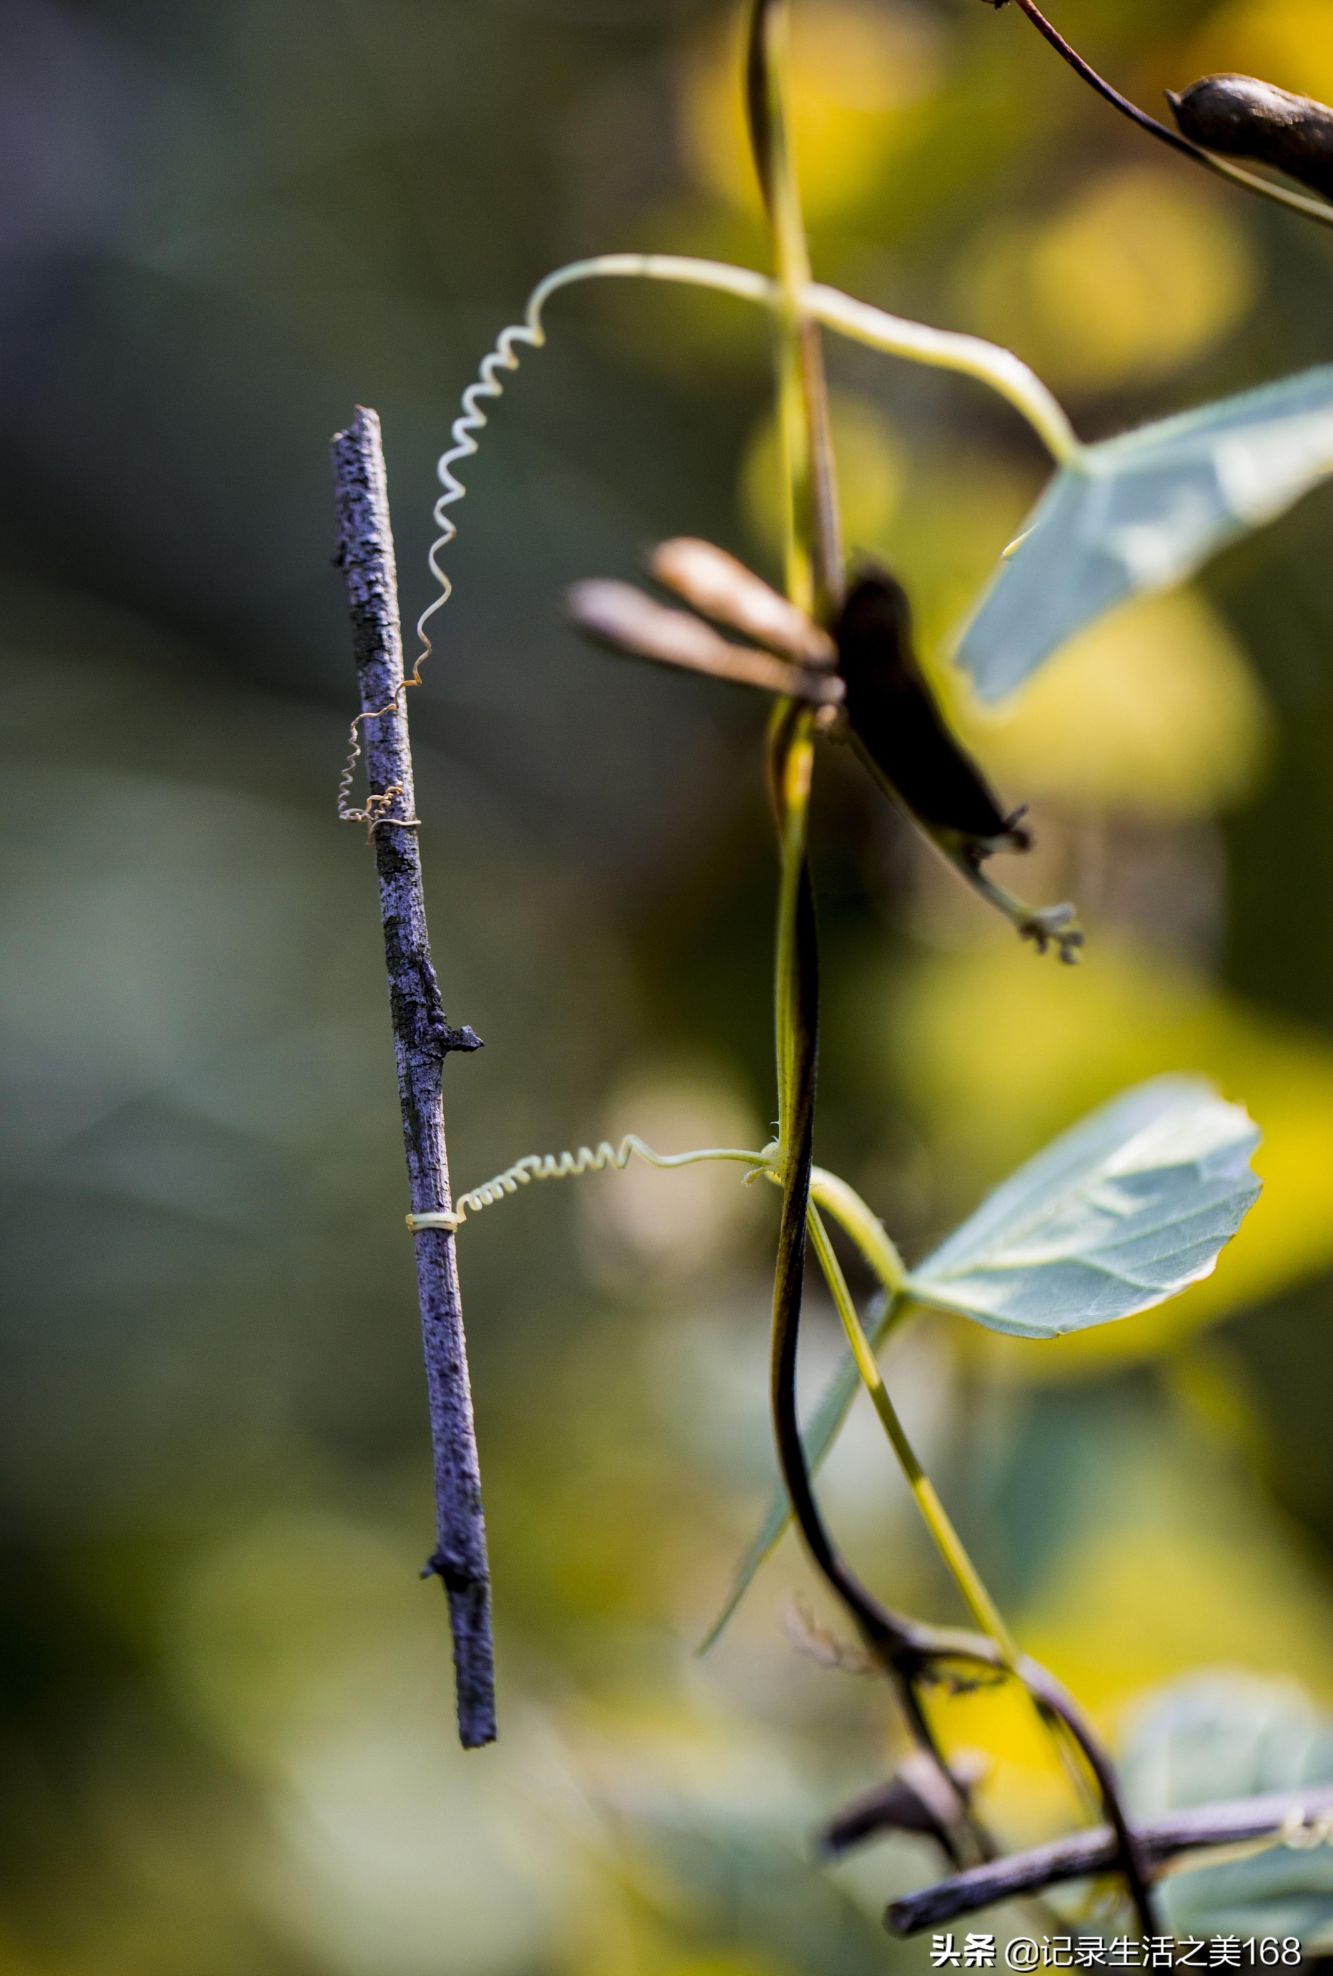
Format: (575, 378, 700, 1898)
(887, 1784, 1333, 1935)
(332, 406, 496, 1748)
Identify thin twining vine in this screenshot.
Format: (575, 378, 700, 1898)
(750, 0, 1001, 1903)
(745, 0, 1154, 1930)
(336, 254, 1079, 828)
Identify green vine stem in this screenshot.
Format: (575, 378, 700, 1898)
(806, 1208, 1016, 1655)
(514, 255, 1081, 464)
(808, 1164, 906, 1295)
(745, 0, 1003, 1873)
(804, 1203, 1110, 1831)
(803, 1193, 1160, 1924)
(740, 0, 1156, 1929)
(745, 0, 843, 616)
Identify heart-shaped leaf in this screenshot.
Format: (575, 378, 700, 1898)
(907, 1076, 1261, 1339)
(958, 368, 1333, 702)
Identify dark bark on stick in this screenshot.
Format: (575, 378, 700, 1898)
(887, 1784, 1333, 1935)
(332, 407, 496, 1749)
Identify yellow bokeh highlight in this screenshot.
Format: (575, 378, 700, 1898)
(739, 388, 906, 561)
(681, 1, 943, 220)
(1182, 0, 1333, 108)
(920, 1665, 1085, 1844)
(963, 168, 1255, 393)
(893, 941, 1333, 1374)
(957, 588, 1272, 821)
(1025, 1517, 1333, 1721)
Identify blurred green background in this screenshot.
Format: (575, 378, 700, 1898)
(4, 0, 1333, 1969)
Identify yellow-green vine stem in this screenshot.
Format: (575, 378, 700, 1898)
(808, 1164, 906, 1296)
(806, 1207, 1019, 1656)
(516, 255, 1081, 466)
(804, 1200, 1103, 1827)
(739, 1, 1146, 1924)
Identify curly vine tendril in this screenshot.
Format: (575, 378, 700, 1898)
(338, 257, 769, 827)
(337, 252, 1078, 824)
(406, 1134, 769, 1234)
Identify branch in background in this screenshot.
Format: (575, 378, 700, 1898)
(887, 1785, 1333, 1936)
(331, 407, 496, 1750)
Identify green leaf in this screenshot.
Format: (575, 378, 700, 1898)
(906, 1077, 1260, 1340)
(957, 367, 1333, 703)
(698, 1292, 895, 1655)
(703, 1080, 1261, 1646)
(1118, 1674, 1333, 1948)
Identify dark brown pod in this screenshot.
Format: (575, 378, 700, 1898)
(1168, 73, 1333, 200)
(834, 565, 1030, 859)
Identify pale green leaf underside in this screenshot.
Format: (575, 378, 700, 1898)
(697, 1293, 895, 1655)
(907, 1077, 1261, 1340)
(1118, 1675, 1333, 1948)
(958, 367, 1333, 703)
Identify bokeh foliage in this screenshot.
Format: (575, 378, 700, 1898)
(2, 0, 1333, 1969)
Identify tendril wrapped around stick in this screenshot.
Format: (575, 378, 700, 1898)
(336, 250, 1084, 828)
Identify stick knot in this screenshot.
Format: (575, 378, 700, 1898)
(422, 1549, 486, 1593)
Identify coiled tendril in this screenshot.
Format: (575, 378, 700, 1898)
(337, 276, 559, 827)
(340, 258, 683, 827)
(337, 251, 1080, 825)
(407, 1134, 770, 1234)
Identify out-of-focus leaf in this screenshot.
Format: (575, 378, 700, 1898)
(1118, 1674, 1333, 1947)
(906, 1078, 1261, 1340)
(957, 368, 1333, 702)
(699, 1294, 893, 1654)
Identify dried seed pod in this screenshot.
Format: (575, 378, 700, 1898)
(834, 565, 1030, 857)
(565, 579, 843, 706)
(834, 565, 1082, 959)
(649, 537, 838, 669)
(568, 545, 1080, 958)
(1168, 73, 1333, 200)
